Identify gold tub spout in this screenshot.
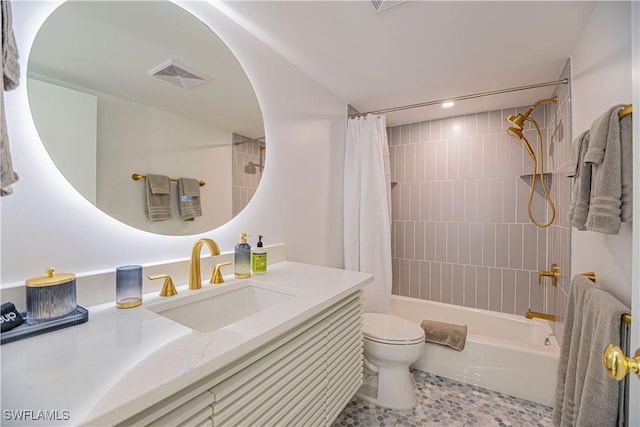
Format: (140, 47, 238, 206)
(525, 309, 556, 322)
(189, 238, 221, 290)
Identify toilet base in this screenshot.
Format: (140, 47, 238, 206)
(355, 364, 417, 410)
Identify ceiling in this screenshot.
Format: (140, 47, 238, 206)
(219, 0, 596, 126)
(29, 1, 597, 133)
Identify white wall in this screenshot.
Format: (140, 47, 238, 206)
(27, 78, 97, 204)
(96, 91, 233, 235)
(0, 0, 346, 286)
(570, 1, 633, 306)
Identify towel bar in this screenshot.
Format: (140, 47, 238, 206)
(132, 173, 206, 187)
(578, 272, 631, 324)
(618, 104, 632, 119)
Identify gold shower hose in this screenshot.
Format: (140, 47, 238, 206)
(526, 117, 555, 227)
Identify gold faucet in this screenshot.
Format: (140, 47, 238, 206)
(525, 308, 556, 322)
(189, 238, 220, 290)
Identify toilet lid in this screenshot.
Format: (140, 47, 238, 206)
(362, 313, 425, 344)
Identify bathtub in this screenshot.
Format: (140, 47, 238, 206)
(391, 295, 559, 406)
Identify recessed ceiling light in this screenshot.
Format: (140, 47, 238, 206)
(442, 101, 455, 108)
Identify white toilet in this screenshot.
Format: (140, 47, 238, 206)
(356, 313, 425, 409)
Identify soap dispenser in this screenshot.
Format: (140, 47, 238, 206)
(252, 235, 267, 275)
(234, 233, 251, 279)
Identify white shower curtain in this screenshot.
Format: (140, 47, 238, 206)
(344, 114, 392, 313)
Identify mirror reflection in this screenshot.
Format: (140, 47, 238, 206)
(27, 1, 265, 235)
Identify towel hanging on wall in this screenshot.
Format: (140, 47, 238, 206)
(1, 0, 20, 196)
(145, 174, 172, 221)
(178, 177, 202, 221)
(568, 104, 633, 234)
(553, 275, 630, 427)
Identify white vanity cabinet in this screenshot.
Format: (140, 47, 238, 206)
(118, 291, 363, 427)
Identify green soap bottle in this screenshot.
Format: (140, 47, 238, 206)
(234, 233, 251, 279)
(252, 235, 267, 275)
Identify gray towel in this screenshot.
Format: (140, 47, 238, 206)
(177, 177, 202, 221)
(553, 275, 591, 427)
(420, 319, 467, 351)
(2, 0, 19, 90)
(145, 174, 172, 221)
(584, 105, 626, 234)
(566, 131, 591, 230)
(574, 287, 628, 427)
(1, 0, 20, 196)
(620, 113, 632, 222)
(553, 275, 629, 427)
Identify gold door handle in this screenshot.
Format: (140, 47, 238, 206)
(602, 344, 640, 381)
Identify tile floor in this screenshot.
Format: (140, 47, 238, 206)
(332, 370, 553, 427)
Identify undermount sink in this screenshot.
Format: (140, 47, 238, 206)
(146, 281, 297, 333)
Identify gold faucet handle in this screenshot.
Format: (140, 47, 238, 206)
(148, 274, 177, 297)
(211, 262, 232, 284)
(538, 263, 559, 286)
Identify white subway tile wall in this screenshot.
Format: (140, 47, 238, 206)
(232, 133, 264, 215)
(389, 86, 571, 324)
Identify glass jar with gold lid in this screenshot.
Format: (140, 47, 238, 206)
(25, 267, 77, 324)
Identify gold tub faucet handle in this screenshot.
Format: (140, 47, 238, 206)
(539, 263, 559, 286)
(212, 262, 232, 284)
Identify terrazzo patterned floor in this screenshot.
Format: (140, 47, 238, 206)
(332, 370, 553, 427)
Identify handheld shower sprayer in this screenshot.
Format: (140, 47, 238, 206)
(505, 96, 558, 228)
(506, 127, 536, 160)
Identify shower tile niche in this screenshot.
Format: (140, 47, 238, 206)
(389, 98, 570, 319)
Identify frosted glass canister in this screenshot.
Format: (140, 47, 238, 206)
(116, 265, 143, 309)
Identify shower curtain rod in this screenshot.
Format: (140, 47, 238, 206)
(349, 78, 569, 117)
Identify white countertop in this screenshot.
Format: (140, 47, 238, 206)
(1, 262, 372, 426)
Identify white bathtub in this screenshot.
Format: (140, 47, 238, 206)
(391, 295, 559, 406)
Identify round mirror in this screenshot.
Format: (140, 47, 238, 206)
(27, 1, 265, 235)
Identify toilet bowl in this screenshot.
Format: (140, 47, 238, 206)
(356, 313, 425, 410)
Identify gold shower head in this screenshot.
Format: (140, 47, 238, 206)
(505, 111, 531, 130)
(506, 126, 523, 139)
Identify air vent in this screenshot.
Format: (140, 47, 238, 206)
(148, 60, 210, 89)
(371, 0, 405, 12)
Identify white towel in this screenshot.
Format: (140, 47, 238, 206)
(145, 174, 172, 221)
(583, 105, 625, 234)
(1, 0, 20, 196)
(177, 177, 202, 221)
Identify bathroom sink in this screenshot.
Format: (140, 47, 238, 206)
(146, 281, 297, 333)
